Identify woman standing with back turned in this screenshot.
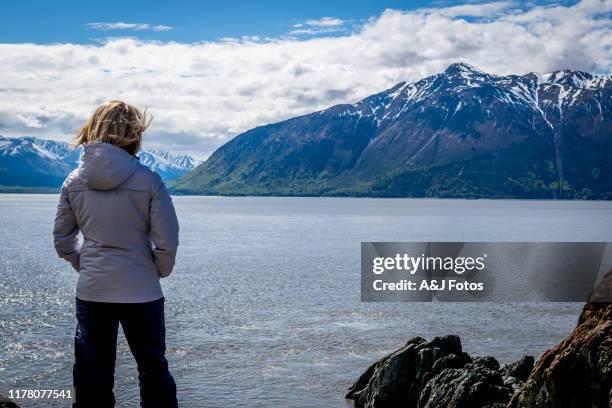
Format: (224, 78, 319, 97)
(53, 101, 179, 407)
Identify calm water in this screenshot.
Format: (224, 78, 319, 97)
(1, 195, 611, 407)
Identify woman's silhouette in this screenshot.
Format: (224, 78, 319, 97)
(53, 101, 179, 407)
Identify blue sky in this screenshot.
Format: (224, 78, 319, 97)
(0, 0, 607, 158)
(0, 0, 576, 44)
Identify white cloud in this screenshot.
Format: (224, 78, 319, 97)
(288, 27, 347, 36)
(290, 16, 349, 36)
(0, 0, 610, 159)
(86, 22, 174, 32)
(303, 17, 346, 27)
(423, 1, 518, 18)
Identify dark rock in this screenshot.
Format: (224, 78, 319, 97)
(497, 356, 535, 393)
(471, 356, 501, 371)
(417, 364, 511, 408)
(0, 394, 19, 408)
(347, 340, 548, 408)
(346, 335, 471, 407)
(501, 356, 534, 383)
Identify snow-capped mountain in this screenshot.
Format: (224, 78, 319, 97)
(173, 63, 611, 198)
(138, 149, 198, 181)
(0, 135, 198, 188)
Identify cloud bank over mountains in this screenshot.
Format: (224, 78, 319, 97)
(0, 0, 609, 158)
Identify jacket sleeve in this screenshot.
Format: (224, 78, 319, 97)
(53, 187, 81, 272)
(150, 180, 179, 278)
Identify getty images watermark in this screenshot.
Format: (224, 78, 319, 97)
(361, 242, 612, 302)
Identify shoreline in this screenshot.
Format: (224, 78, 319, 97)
(1, 190, 611, 204)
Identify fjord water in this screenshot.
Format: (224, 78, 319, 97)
(1, 195, 610, 407)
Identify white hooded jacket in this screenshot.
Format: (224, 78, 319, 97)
(53, 141, 179, 303)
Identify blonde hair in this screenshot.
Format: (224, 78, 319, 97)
(74, 100, 151, 155)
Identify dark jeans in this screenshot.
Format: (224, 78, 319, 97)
(73, 297, 178, 408)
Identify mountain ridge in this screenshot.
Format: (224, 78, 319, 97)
(171, 63, 611, 199)
(0, 135, 198, 189)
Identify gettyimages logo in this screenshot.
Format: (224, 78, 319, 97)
(361, 242, 612, 302)
(372, 253, 487, 275)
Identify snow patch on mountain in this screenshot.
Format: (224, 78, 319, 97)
(330, 63, 611, 133)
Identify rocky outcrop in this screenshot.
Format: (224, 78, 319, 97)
(500, 356, 535, 393)
(346, 335, 533, 408)
(346, 335, 470, 407)
(0, 394, 19, 408)
(348, 270, 611, 408)
(417, 358, 513, 408)
(500, 356, 534, 384)
(507, 270, 612, 408)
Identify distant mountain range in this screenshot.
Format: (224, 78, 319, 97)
(0, 135, 198, 190)
(171, 63, 612, 199)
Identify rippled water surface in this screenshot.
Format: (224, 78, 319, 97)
(1, 195, 611, 407)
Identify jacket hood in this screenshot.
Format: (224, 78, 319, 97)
(80, 141, 139, 191)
